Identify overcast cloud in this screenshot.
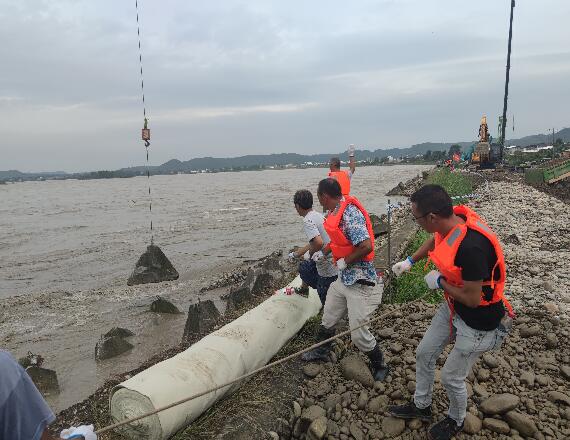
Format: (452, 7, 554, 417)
(1, 0, 569, 172)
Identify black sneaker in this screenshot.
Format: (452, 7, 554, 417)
(294, 286, 309, 298)
(428, 417, 464, 440)
(387, 401, 432, 422)
(300, 346, 330, 362)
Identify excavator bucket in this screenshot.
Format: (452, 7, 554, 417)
(127, 244, 179, 286)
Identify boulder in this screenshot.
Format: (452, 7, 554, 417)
(340, 354, 374, 388)
(480, 394, 520, 415)
(26, 366, 59, 394)
(547, 391, 570, 406)
(95, 335, 134, 360)
(302, 363, 322, 379)
(367, 395, 389, 413)
(307, 416, 328, 440)
(127, 244, 179, 286)
(382, 417, 406, 438)
(300, 405, 326, 432)
(463, 413, 482, 435)
(183, 300, 220, 338)
(504, 411, 538, 437)
(369, 214, 389, 237)
(349, 422, 364, 440)
(104, 327, 135, 338)
(483, 418, 510, 434)
(150, 296, 181, 314)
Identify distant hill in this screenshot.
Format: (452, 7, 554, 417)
(2, 128, 568, 181)
(507, 127, 570, 147)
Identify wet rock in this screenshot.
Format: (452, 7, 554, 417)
(369, 214, 389, 237)
(547, 391, 570, 405)
(104, 327, 135, 338)
(303, 364, 322, 378)
(183, 300, 220, 338)
(480, 393, 520, 415)
(26, 366, 59, 394)
(504, 411, 538, 437)
(483, 418, 510, 434)
(463, 413, 482, 435)
(300, 405, 326, 431)
(225, 285, 253, 312)
(340, 354, 374, 388)
(150, 296, 181, 314)
(95, 335, 134, 360)
(382, 417, 405, 437)
(307, 416, 328, 440)
(127, 244, 179, 286)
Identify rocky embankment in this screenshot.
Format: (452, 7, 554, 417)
(275, 179, 570, 440)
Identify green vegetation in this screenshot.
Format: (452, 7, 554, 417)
(391, 230, 443, 304)
(390, 168, 475, 304)
(427, 168, 473, 200)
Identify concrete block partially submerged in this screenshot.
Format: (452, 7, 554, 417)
(127, 244, 179, 286)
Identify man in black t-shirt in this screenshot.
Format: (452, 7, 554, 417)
(388, 184, 510, 440)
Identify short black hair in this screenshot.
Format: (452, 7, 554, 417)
(330, 157, 341, 169)
(294, 189, 313, 209)
(317, 178, 342, 198)
(410, 184, 453, 218)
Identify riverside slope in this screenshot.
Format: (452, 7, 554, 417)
(280, 180, 570, 440)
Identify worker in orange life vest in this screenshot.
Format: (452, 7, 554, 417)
(301, 178, 389, 382)
(328, 144, 356, 196)
(388, 184, 513, 440)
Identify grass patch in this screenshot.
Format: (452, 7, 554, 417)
(427, 168, 473, 201)
(391, 230, 443, 305)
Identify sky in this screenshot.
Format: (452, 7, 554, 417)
(1, 0, 569, 172)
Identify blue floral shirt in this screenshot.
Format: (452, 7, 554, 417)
(338, 203, 378, 286)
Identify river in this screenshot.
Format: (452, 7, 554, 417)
(0, 164, 430, 411)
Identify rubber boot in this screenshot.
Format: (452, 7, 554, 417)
(366, 343, 390, 381)
(301, 325, 335, 362)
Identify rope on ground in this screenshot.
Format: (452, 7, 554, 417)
(95, 292, 430, 435)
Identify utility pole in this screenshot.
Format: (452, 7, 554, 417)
(500, 0, 516, 161)
(552, 127, 555, 146)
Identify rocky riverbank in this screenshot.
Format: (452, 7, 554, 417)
(272, 178, 570, 440)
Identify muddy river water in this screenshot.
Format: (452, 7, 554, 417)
(0, 165, 430, 411)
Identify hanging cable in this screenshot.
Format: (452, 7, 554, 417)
(136, 0, 153, 244)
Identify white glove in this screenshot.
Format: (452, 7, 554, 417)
(424, 270, 443, 290)
(311, 251, 324, 262)
(336, 258, 347, 270)
(287, 252, 297, 263)
(60, 425, 97, 440)
(392, 256, 414, 277)
(303, 250, 311, 261)
(348, 144, 355, 157)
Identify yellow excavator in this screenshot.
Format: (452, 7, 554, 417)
(471, 115, 493, 168)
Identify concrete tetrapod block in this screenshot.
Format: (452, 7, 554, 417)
(127, 244, 179, 286)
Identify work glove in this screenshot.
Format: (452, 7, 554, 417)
(287, 252, 297, 263)
(311, 251, 324, 262)
(348, 144, 355, 157)
(303, 250, 311, 261)
(424, 270, 443, 290)
(60, 425, 97, 440)
(392, 256, 414, 277)
(336, 258, 347, 271)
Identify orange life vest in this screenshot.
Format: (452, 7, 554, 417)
(328, 170, 351, 196)
(323, 195, 375, 262)
(426, 205, 514, 318)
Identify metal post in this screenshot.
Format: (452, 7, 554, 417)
(500, 0, 516, 160)
(387, 199, 392, 299)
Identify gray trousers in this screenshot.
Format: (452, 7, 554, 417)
(414, 303, 508, 424)
(321, 279, 383, 352)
